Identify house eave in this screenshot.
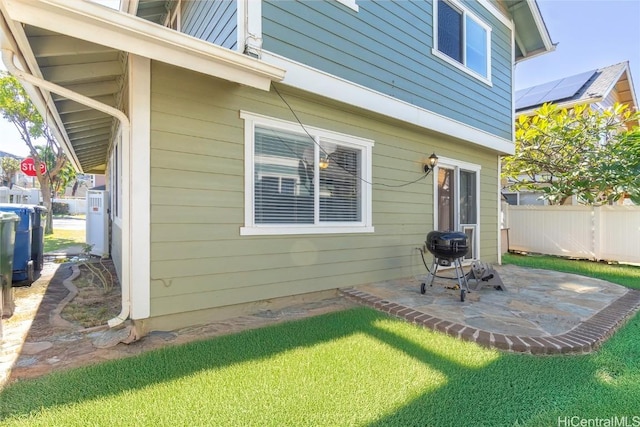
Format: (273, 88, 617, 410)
(1, 0, 285, 90)
(506, 0, 555, 62)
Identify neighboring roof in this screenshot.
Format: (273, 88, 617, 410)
(0, 0, 284, 174)
(0, 151, 21, 159)
(516, 62, 638, 113)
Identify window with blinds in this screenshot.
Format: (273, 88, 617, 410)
(241, 112, 374, 235)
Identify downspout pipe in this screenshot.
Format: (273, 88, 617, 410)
(2, 48, 131, 328)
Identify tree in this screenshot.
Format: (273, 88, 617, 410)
(38, 146, 77, 198)
(0, 156, 20, 187)
(0, 72, 70, 233)
(502, 102, 640, 205)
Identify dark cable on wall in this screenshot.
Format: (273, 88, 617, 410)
(271, 83, 433, 188)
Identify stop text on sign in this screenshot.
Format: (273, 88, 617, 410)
(20, 158, 47, 177)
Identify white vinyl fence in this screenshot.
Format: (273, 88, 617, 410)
(503, 204, 640, 264)
(53, 198, 87, 215)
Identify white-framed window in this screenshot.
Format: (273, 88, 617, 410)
(433, 158, 481, 260)
(240, 111, 374, 236)
(433, 0, 492, 85)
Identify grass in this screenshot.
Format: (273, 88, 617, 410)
(503, 252, 640, 290)
(1, 257, 639, 425)
(43, 228, 85, 253)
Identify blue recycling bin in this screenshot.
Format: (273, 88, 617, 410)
(1, 211, 19, 319)
(0, 204, 35, 283)
(31, 205, 48, 271)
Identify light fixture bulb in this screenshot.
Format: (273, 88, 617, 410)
(428, 153, 439, 167)
(318, 155, 329, 170)
(423, 153, 439, 173)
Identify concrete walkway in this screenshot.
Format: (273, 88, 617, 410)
(343, 264, 640, 354)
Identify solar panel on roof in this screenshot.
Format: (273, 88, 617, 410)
(516, 93, 548, 110)
(540, 70, 595, 103)
(516, 70, 596, 111)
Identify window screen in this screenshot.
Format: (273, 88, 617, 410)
(438, 0, 462, 62)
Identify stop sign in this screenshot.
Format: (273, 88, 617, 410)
(20, 158, 47, 177)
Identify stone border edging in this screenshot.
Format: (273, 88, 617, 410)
(339, 287, 640, 354)
(50, 264, 81, 329)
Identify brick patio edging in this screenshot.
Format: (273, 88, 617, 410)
(339, 288, 640, 354)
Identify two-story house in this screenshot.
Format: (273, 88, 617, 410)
(0, 0, 553, 336)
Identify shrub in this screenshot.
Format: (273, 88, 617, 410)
(52, 202, 70, 215)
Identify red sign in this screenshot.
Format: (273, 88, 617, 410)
(20, 158, 47, 177)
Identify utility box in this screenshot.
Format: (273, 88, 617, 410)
(86, 190, 109, 257)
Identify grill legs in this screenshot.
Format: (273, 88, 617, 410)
(421, 257, 470, 302)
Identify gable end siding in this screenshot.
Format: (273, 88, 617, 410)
(181, 0, 237, 50)
(262, 0, 513, 140)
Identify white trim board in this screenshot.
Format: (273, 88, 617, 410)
(128, 54, 151, 320)
(261, 51, 515, 155)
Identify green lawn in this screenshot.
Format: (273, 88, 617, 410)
(1, 257, 639, 426)
(43, 228, 85, 253)
(503, 253, 640, 290)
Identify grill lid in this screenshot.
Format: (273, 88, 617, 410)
(426, 230, 469, 260)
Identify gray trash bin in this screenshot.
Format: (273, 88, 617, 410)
(1, 211, 19, 320)
(31, 205, 48, 271)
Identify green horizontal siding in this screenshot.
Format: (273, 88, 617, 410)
(149, 61, 499, 319)
(263, 0, 513, 140)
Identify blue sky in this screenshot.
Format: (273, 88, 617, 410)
(516, 0, 640, 91)
(1, 0, 639, 157)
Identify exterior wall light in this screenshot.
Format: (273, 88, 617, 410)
(423, 153, 439, 174)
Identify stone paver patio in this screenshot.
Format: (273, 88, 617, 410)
(342, 264, 640, 354)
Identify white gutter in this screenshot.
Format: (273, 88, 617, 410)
(1, 48, 131, 328)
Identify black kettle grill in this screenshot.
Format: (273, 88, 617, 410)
(422, 230, 470, 301)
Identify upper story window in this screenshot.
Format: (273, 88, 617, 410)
(240, 111, 374, 236)
(433, 0, 492, 85)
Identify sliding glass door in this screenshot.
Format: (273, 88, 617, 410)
(435, 160, 480, 260)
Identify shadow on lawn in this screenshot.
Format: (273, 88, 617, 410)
(1, 307, 638, 424)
